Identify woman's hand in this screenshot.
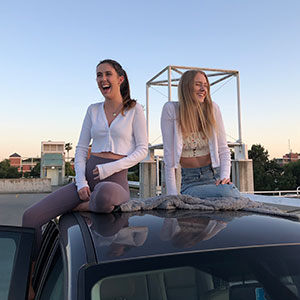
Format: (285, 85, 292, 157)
(78, 187, 91, 201)
(93, 167, 100, 181)
(215, 178, 231, 185)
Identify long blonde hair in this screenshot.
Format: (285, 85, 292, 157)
(178, 70, 216, 139)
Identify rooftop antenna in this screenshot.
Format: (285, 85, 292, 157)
(288, 139, 292, 153)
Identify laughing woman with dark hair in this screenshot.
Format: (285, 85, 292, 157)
(23, 59, 148, 299)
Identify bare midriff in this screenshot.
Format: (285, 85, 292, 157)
(91, 152, 126, 160)
(180, 153, 211, 168)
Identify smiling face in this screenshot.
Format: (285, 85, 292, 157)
(193, 72, 209, 103)
(96, 63, 124, 100)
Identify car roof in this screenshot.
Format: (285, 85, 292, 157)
(74, 210, 300, 264)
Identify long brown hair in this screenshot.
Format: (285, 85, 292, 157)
(97, 59, 136, 114)
(178, 70, 216, 139)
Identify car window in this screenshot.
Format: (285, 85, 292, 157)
(0, 237, 17, 300)
(0, 227, 34, 300)
(92, 267, 300, 300)
(33, 221, 59, 287)
(40, 247, 64, 300)
(86, 245, 300, 300)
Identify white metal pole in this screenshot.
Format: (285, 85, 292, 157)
(146, 84, 150, 140)
(168, 66, 172, 101)
(156, 156, 160, 195)
(236, 73, 242, 143)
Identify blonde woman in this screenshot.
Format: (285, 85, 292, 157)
(161, 70, 240, 198)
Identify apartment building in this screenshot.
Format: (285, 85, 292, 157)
(40, 141, 65, 185)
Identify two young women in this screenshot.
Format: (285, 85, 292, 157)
(23, 63, 239, 262)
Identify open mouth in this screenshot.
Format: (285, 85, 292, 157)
(101, 84, 111, 93)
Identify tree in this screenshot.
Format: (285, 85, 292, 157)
(65, 143, 73, 161)
(7, 166, 20, 178)
(65, 162, 75, 177)
(248, 144, 272, 190)
(248, 144, 299, 191)
(30, 162, 41, 178)
(283, 160, 300, 189)
(0, 159, 20, 178)
(128, 163, 139, 181)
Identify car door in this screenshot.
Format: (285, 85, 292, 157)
(0, 225, 35, 300)
(33, 221, 65, 300)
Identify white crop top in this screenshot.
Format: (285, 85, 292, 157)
(74, 102, 148, 191)
(161, 101, 231, 195)
(181, 132, 210, 157)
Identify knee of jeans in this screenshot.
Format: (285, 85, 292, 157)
(223, 184, 240, 198)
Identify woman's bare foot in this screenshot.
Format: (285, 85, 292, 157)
(73, 201, 90, 211)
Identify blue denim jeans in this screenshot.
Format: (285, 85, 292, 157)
(181, 165, 240, 199)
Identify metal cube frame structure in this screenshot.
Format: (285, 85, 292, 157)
(145, 65, 243, 148)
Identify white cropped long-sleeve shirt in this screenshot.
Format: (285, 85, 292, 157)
(75, 102, 148, 191)
(160, 101, 231, 195)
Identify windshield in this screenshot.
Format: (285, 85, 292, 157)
(84, 244, 300, 300)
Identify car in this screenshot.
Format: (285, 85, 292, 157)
(1, 207, 300, 300)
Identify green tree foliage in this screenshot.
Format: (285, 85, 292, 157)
(0, 159, 20, 178)
(30, 162, 41, 178)
(248, 144, 299, 191)
(283, 160, 300, 189)
(248, 144, 271, 190)
(128, 164, 139, 181)
(65, 143, 73, 160)
(65, 162, 75, 176)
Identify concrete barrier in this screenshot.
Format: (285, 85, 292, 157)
(231, 159, 254, 192)
(0, 178, 52, 193)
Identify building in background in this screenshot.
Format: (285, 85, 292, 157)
(9, 153, 22, 171)
(275, 152, 300, 166)
(9, 153, 40, 173)
(41, 141, 65, 185)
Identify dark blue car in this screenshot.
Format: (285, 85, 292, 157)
(1, 209, 300, 299)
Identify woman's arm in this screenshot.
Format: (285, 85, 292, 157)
(213, 103, 231, 180)
(74, 105, 92, 191)
(96, 104, 148, 180)
(161, 102, 178, 195)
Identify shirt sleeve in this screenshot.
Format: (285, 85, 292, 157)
(97, 104, 148, 180)
(161, 102, 178, 195)
(214, 103, 231, 179)
(74, 105, 92, 191)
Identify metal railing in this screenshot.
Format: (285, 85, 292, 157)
(128, 155, 163, 196)
(243, 187, 300, 198)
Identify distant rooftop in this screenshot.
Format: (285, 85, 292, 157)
(9, 153, 21, 157)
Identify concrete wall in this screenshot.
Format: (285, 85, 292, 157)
(231, 159, 254, 192)
(0, 178, 52, 193)
(161, 161, 181, 195)
(139, 161, 157, 198)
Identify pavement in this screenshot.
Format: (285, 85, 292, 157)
(0, 192, 51, 226)
(0, 186, 139, 226)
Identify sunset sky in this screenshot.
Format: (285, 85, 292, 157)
(1, 0, 299, 161)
